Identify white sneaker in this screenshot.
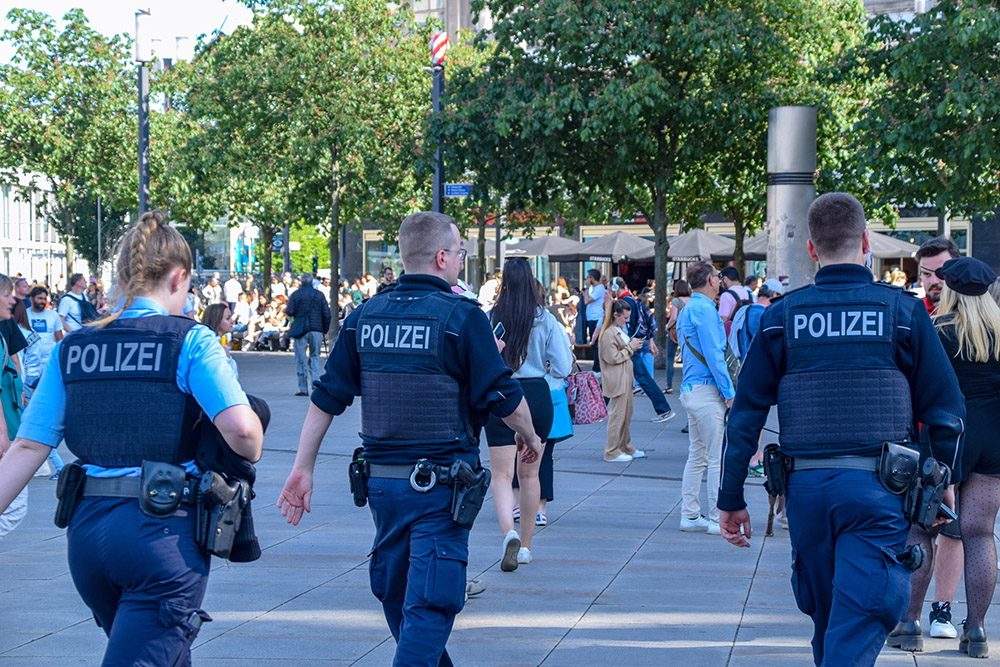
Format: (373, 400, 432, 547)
(606, 453, 633, 463)
(501, 530, 520, 572)
(929, 601, 958, 638)
(651, 411, 677, 424)
(680, 515, 711, 532)
(517, 547, 532, 564)
(707, 520, 721, 535)
(631, 450, 647, 459)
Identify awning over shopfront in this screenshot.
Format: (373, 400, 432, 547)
(549, 231, 654, 263)
(633, 228, 735, 262)
(505, 236, 585, 257)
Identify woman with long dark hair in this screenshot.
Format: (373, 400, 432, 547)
(486, 258, 572, 571)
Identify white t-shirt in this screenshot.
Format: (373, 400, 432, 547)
(57, 292, 84, 331)
(223, 278, 242, 303)
(27, 308, 62, 368)
(585, 283, 606, 322)
(271, 282, 286, 297)
(233, 301, 252, 326)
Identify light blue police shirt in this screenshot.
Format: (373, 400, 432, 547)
(17, 297, 249, 477)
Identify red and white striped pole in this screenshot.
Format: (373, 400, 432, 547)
(430, 32, 449, 212)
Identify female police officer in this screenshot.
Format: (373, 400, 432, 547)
(0, 211, 263, 666)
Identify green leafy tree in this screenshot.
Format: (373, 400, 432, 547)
(184, 1, 428, 334)
(709, 0, 871, 268)
(0, 8, 135, 271)
(463, 0, 823, 354)
(854, 0, 1000, 222)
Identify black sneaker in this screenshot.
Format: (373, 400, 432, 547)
(929, 601, 958, 639)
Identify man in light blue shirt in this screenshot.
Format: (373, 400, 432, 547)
(676, 261, 736, 534)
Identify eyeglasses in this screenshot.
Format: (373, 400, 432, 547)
(443, 248, 468, 261)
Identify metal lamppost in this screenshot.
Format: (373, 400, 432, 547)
(429, 32, 449, 213)
(135, 10, 153, 217)
(766, 106, 817, 290)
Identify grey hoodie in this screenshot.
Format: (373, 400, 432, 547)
(513, 307, 574, 392)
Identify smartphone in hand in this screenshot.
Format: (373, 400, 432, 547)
(493, 321, 505, 340)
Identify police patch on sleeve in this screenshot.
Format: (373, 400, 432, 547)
(785, 303, 892, 346)
(358, 318, 439, 355)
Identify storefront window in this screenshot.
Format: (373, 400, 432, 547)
(365, 241, 402, 278)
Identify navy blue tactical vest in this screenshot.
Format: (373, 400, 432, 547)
(778, 282, 913, 458)
(355, 288, 473, 449)
(59, 315, 201, 467)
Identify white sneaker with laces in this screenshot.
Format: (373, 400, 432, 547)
(631, 450, 646, 459)
(517, 547, 532, 564)
(707, 520, 721, 535)
(501, 530, 520, 572)
(607, 453, 633, 463)
(680, 515, 711, 532)
(651, 411, 677, 424)
(929, 601, 958, 638)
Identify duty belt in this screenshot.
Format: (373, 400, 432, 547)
(368, 459, 463, 493)
(82, 475, 198, 505)
(790, 456, 879, 473)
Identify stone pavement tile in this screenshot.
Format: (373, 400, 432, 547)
(2, 619, 106, 660)
(0, 658, 93, 666)
(575, 608, 744, 629)
(196, 661, 353, 666)
(541, 625, 733, 667)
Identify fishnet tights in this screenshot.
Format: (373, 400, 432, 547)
(960, 472, 1000, 628)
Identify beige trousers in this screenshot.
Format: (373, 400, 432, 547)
(604, 393, 635, 460)
(679, 384, 726, 523)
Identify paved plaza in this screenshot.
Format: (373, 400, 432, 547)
(1, 352, 997, 665)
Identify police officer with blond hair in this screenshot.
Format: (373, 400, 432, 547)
(278, 211, 542, 667)
(718, 193, 966, 666)
(0, 211, 263, 665)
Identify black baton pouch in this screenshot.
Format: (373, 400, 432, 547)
(348, 447, 368, 507)
(762, 444, 787, 497)
(54, 460, 86, 528)
(139, 461, 187, 518)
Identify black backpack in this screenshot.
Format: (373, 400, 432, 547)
(66, 293, 99, 325)
(726, 287, 754, 319)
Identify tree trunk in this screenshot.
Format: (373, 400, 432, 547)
(733, 214, 746, 276)
(328, 145, 342, 339)
(261, 226, 274, 300)
(64, 209, 75, 273)
(476, 205, 487, 289)
(651, 191, 670, 370)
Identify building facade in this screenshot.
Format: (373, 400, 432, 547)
(0, 182, 67, 285)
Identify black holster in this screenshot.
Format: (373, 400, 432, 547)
(449, 460, 491, 530)
(54, 460, 86, 528)
(878, 441, 919, 495)
(349, 447, 369, 507)
(762, 444, 789, 497)
(903, 457, 952, 531)
(195, 471, 250, 559)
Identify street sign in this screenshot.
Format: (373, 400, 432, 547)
(272, 238, 283, 251)
(289, 241, 301, 251)
(444, 183, 473, 198)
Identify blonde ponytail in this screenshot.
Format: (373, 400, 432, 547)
(93, 210, 192, 327)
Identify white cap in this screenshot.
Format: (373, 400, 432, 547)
(761, 278, 784, 296)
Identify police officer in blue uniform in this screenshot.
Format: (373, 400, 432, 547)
(717, 193, 966, 666)
(0, 211, 263, 666)
(278, 211, 542, 667)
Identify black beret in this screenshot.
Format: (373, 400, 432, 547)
(935, 257, 997, 297)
